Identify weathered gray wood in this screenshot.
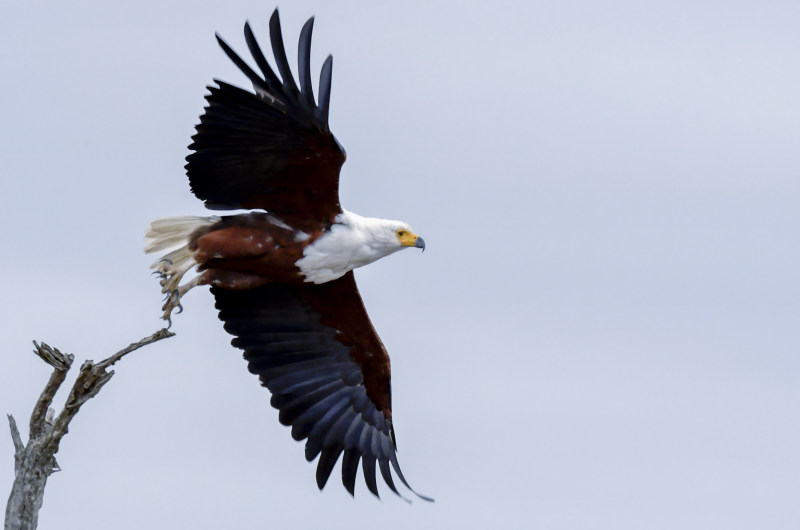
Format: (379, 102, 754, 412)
(5, 329, 174, 530)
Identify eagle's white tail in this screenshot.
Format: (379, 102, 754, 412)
(144, 215, 220, 254)
(145, 214, 219, 271)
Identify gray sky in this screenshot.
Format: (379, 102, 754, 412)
(2, 1, 799, 528)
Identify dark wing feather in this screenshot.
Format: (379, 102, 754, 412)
(187, 9, 345, 223)
(297, 17, 317, 112)
(341, 447, 360, 496)
(211, 272, 431, 501)
(362, 455, 380, 498)
(268, 9, 299, 97)
(316, 55, 333, 124)
(243, 22, 283, 94)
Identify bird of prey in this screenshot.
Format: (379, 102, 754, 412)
(144, 9, 431, 502)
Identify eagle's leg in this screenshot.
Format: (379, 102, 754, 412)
(150, 246, 201, 323)
(156, 255, 196, 297)
(161, 275, 203, 323)
(158, 268, 272, 324)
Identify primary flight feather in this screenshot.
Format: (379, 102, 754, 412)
(144, 8, 431, 502)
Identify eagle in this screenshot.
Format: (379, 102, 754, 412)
(144, 9, 431, 502)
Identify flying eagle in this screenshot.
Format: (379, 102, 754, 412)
(144, 10, 431, 502)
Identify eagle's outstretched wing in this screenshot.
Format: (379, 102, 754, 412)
(212, 272, 431, 501)
(186, 9, 346, 223)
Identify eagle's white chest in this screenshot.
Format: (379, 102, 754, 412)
(295, 210, 403, 283)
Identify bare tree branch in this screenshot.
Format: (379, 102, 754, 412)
(6, 417, 23, 475)
(5, 328, 174, 530)
(28, 343, 72, 440)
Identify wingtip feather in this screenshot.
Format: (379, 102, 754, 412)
(298, 16, 316, 109)
(341, 448, 360, 497)
(362, 456, 381, 499)
(316, 445, 344, 490)
(316, 55, 333, 127)
(268, 7, 299, 95)
(244, 20, 282, 92)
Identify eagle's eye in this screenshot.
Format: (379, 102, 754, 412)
(397, 230, 406, 237)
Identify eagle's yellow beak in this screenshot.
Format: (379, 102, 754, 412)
(397, 230, 425, 251)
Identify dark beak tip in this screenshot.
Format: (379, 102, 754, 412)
(415, 237, 426, 252)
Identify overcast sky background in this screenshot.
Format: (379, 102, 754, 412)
(1, 1, 798, 528)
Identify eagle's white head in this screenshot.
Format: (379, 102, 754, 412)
(296, 209, 425, 283)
